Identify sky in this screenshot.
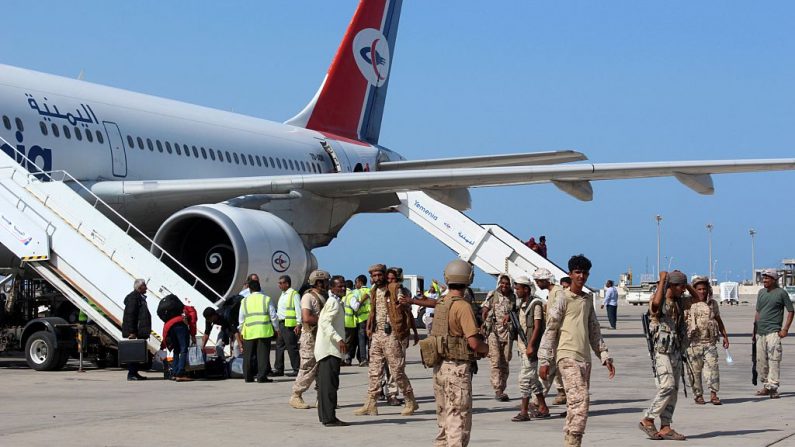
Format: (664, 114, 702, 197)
(2, 1, 794, 290)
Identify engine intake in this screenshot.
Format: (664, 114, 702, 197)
(152, 204, 314, 299)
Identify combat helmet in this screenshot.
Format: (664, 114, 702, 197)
(444, 259, 474, 286)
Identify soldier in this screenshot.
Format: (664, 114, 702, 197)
(685, 276, 729, 405)
(539, 255, 615, 447)
(353, 264, 418, 416)
(289, 270, 329, 410)
(754, 268, 794, 398)
(480, 274, 515, 401)
(428, 259, 489, 446)
(533, 267, 567, 405)
(639, 270, 690, 441)
(511, 275, 550, 422)
(379, 267, 420, 406)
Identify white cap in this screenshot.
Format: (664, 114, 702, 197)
(513, 275, 532, 286)
(532, 268, 554, 281)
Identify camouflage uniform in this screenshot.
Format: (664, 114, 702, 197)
(517, 298, 545, 398)
(291, 291, 325, 396)
(756, 332, 783, 391)
(482, 289, 514, 396)
(539, 289, 611, 445)
(366, 287, 413, 399)
(543, 285, 566, 400)
(643, 295, 686, 426)
(434, 361, 473, 447)
(685, 298, 721, 397)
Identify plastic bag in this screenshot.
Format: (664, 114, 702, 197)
(186, 345, 205, 371)
(229, 357, 244, 378)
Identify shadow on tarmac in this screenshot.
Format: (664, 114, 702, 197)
(687, 429, 781, 439)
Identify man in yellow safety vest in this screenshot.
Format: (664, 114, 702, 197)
(236, 278, 278, 383)
(342, 286, 359, 366)
(352, 275, 371, 367)
(274, 275, 302, 377)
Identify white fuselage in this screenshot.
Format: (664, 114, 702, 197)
(0, 63, 379, 202)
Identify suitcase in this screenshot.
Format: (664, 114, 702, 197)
(118, 339, 148, 365)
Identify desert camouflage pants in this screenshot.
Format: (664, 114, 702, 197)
(686, 343, 720, 396)
(434, 360, 472, 447)
(291, 332, 317, 395)
(382, 336, 410, 397)
(757, 332, 783, 391)
(542, 363, 566, 395)
(558, 358, 592, 436)
(643, 352, 681, 426)
(367, 331, 413, 398)
(518, 354, 544, 398)
(487, 334, 512, 395)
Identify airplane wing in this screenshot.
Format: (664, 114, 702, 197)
(377, 150, 587, 170)
(90, 158, 795, 204)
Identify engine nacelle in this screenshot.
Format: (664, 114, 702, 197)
(152, 204, 315, 299)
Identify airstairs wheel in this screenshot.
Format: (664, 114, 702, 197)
(25, 331, 63, 371)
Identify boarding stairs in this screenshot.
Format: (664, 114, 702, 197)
(395, 191, 591, 296)
(0, 149, 221, 353)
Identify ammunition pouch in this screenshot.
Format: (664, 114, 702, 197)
(420, 335, 473, 367)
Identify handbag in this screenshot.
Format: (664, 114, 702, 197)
(186, 345, 205, 371)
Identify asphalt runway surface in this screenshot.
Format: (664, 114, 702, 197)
(1, 300, 793, 446)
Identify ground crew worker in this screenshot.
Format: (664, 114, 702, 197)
(342, 286, 359, 366)
(539, 254, 615, 447)
(511, 275, 550, 422)
(351, 275, 370, 367)
(754, 268, 794, 399)
(429, 259, 489, 446)
(481, 274, 515, 401)
(289, 270, 330, 409)
(237, 278, 278, 383)
(353, 264, 418, 416)
(533, 267, 567, 405)
(639, 270, 690, 441)
(685, 276, 729, 405)
(274, 275, 301, 377)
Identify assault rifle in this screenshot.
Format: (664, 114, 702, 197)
(752, 322, 758, 386)
(509, 309, 528, 347)
(641, 311, 656, 377)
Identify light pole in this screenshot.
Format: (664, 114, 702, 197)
(707, 224, 713, 282)
(750, 228, 757, 284)
(656, 215, 663, 275)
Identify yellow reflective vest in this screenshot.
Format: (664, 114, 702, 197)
(343, 289, 357, 329)
(355, 287, 371, 324)
(283, 289, 299, 328)
(241, 292, 274, 340)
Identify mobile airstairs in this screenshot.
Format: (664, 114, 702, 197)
(0, 149, 220, 368)
(395, 191, 590, 296)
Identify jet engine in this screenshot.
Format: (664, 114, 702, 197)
(152, 204, 315, 300)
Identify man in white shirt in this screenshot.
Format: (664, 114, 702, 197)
(315, 275, 349, 427)
(239, 273, 259, 297)
(275, 275, 302, 377)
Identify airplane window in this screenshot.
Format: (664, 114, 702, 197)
(74, 127, 82, 141)
(86, 129, 93, 142)
(255, 155, 262, 167)
(183, 144, 190, 157)
(192, 146, 199, 158)
(241, 153, 248, 165)
(96, 131, 104, 144)
(269, 157, 275, 167)
(248, 154, 255, 166)
(276, 158, 282, 169)
(156, 140, 163, 153)
(209, 148, 215, 161)
(147, 139, 154, 151)
(15, 118, 23, 132)
(165, 142, 172, 154)
(225, 151, 231, 163)
(137, 137, 144, 149)
(62, 125, 71, 139)
(300, 161, 306, 171)
(127, 135, 134, 147)
(39, 122, 48, 136)
(173, 143, 181, 155)
(233, 153, 240, 164)
(51, 123, 60, 137)
(2, 116, 10, 130)
(286, 159, 293, 170)
(200, 147, 207, 159)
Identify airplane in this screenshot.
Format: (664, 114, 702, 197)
(0, 0, 793, 299)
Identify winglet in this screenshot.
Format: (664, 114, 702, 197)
(285, 0, 403, 145)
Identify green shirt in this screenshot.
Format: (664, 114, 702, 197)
(756, 287, 794, 335)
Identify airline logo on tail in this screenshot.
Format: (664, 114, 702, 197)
(353, 28, 390, 87)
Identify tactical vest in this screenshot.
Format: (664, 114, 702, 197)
(649, 294, 684, 354)
(343, 289, 357, 328)
(355, 287, 370, 324)
(429, 296, 475, 362)
(372, 283, 408, 339)
(520, 298, 545, 349)
(241, 292, 274, 340)
(301, 290, 325, 335)
(283, 289, 299, 328)
(687, 299, 718, 344)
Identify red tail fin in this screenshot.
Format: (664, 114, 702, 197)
(285, 0, 402, 145)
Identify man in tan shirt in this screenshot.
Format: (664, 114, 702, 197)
(533, 267, 566, 404)
(539, 255, 615, 447)
(481, 274, 515, 401)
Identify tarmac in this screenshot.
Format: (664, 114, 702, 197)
(0, 300, 793, 447)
